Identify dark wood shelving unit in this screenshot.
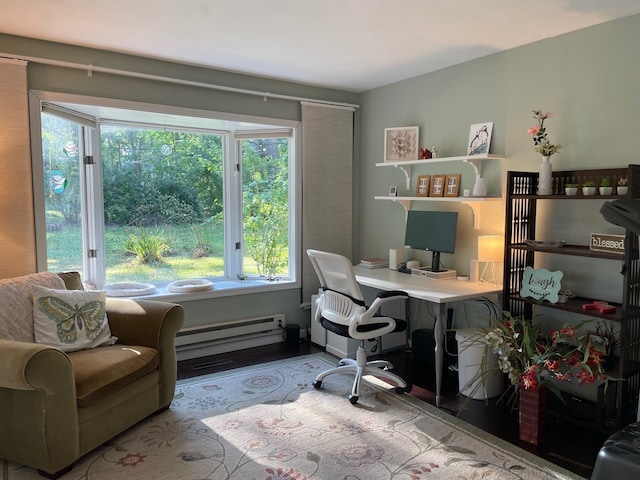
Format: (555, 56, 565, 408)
(503, 166, 640, 431)
(508, 294, 624, 322)
(513, 194, 623, 200)
(510, 242, 625, 261)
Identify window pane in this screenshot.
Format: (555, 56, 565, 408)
(100, 125, 224, 284)
(41, 113, 84, 275)
(241, 138, 290, 278)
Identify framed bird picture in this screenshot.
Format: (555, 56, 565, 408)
(467, 122, 493, 156)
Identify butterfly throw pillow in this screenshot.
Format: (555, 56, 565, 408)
(32, 285, 117, 352)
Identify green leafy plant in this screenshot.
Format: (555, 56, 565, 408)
(600, 177, 611, 187)
(582, 181, 596, 187)
(243, 199, 288, 276)
(564, 183, 578, 188)
(242, 139, 289, 277)
(123, 230, 172, 264)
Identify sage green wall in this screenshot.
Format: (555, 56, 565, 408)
(357, 13, 640, 301)
(0, 33, 359, 329)
(4, 13, 640, 330)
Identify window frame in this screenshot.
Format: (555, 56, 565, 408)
(29, 90, 301, 298)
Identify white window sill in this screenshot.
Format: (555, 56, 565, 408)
(106, 278, 298, 303)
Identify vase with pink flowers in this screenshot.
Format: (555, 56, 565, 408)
(528, 110, 561, 195)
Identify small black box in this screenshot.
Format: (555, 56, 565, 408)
(285, 324, 300, 344)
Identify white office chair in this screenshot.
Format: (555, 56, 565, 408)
(307, 249, 411, 404)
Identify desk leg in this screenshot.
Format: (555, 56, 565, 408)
(434, 303, 446, 407)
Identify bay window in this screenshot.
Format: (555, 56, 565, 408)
(34, 94, 299, 293)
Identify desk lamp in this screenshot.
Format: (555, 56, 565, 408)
(478, 235, 504, 285)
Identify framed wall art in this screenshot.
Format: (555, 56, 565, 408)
(467, 122, 493, 156)
(430, 174, 445, 197)
(444, 174, 461, 197)
(415, 175, 430, 197)
(384, 126, 419, 162)
(388, 185, 398, 197)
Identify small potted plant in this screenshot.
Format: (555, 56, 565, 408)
(564, 183, 579, 196)
(582, 180, 596, 196)
(599, 178, 613, 195)
(617, 176, 628, 195)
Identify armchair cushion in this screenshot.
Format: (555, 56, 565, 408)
(69, 345, 159, 407)
(32, 285, 116, 352)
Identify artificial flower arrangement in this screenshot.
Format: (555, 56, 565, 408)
(527, 109, 561, 156)
(483, 310, 608, 406)
(618, 176, 628, 187)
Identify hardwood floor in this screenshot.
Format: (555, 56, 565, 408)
(177, 341, 609, 478)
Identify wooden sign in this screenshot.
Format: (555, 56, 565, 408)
(520, 266, 563, 303)
(590, 233, 625, 255)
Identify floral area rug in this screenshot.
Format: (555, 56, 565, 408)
(4, 353, 584, 480)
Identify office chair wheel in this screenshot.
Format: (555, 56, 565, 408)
(349, 395, 359, 405)
(395, 383, 412, 394)
(312, 380, 322, 389)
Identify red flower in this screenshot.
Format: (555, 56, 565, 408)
(520, 365, 540, 389)
(564, 352, 581, 367)
(545, 359, 560, 372)
(588, 346, 603, 366)
(577, 370, 598, 385)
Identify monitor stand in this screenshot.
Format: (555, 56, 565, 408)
(411, 266, 457, 280)
(411, 250, 457, 280)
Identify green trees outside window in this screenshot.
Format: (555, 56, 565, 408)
(41, 112, 291, 285)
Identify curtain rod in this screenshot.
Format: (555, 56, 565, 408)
(0, 52, 360, 109)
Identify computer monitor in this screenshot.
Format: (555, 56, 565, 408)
(404, 210, 458, 272)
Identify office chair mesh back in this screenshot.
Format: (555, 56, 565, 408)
(307, 249, 364, 302)
(321, 289, 364, 325)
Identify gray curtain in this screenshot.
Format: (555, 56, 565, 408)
(301, 102, 354, 303)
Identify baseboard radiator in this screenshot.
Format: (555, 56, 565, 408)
(175, 314, 285, 361)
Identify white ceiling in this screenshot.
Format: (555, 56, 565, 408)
(2, 0, 640, 93)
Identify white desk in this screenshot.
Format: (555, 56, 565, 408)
(355, 266, 501, 407)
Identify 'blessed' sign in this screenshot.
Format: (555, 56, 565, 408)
(590, 233, 625, 255)
(520, 266, 563, 303)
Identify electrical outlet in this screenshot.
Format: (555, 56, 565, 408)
(277, 317, 286, 329)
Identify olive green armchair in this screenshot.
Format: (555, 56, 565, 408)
(0, 272, 184, 478)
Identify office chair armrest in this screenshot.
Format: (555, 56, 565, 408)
(368, 290, 408, 316)
(376, 290, 409, 300)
